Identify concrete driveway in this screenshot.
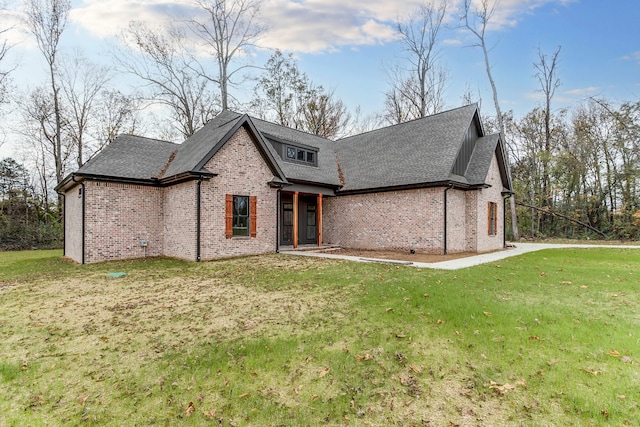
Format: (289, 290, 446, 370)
(280, 242, 640, 270)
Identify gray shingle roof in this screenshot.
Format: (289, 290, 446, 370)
(66, 104, 510, 194)
(465, 134, 499, 186)
(77, 135, 178, 180)
(334, 104, 479, 191)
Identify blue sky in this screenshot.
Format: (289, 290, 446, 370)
(1, 0, 639, 157)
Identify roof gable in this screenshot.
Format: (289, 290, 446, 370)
(465, 133, 512, 191)
(162, 111, 287, 183)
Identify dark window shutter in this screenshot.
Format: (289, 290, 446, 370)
(225, 194, 233, 239)
(250, 196, 257, 237)
(488, 202, 497, 236)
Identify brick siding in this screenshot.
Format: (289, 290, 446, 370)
(163, 181, 197, 260)
(199, 127, 278, 259)
(323, 187, 447, 254)
(475, 155, 505, 253)
(323, 153, 505, 255)
(83, 181, 164, 263)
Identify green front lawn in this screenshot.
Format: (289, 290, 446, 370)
(0, 249, 638, 425)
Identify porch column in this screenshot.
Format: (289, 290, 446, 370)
(293, 192, 299, 249)
(317, 194, 323, 247)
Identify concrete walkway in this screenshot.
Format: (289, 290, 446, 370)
(279, 242, 640, 270)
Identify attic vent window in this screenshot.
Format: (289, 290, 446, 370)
(284, 144, 317, 166)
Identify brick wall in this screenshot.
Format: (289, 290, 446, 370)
(465, 190, 478, 252)
(63, 182, 84, 263)
(83, 181, 164, 263)
(475, 154, 505, 253)
(163, 181, 197, 261)
(323, 176, 504, 255)
(199, 126, 278, 259)
(323, 187, 447, 254)
(446, 189, 468, 253)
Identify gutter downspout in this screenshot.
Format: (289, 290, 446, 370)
(276, 188, 281, 253)
(81, 181, 85, 264)
(502, 193, 511, 249)
(443, 183, 453, 255)
(61, 191, 66, 257)
(196, 178, 202, 262)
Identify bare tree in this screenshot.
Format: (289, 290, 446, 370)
(384, 0, 448, 123)
(16, 86, 73, 208)
(94, 89, 141, 147)
(253, 50, 350, 139)
(462, 0, 502, 132)
(115, 21, 218, 138)
(189, 0, 265, 110)
(0, 1, 14, 108)
(60, 52, 111, 167)
(296, 87, 351, 139)
(23, 0, 70, 187)
(533, 46, 561, 216)
(252, 49, 307, 127)
(462, 0, 519, 240)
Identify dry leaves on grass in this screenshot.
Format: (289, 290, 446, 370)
(185, 402, 195, 416)
(486, 379, 526, 396)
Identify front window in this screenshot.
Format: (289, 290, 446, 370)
(233, 195, 249, 236)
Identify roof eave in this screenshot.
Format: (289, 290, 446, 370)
(55, 173, 159, 193)
(287, 177, 342, 190)
(335, 180, 477, 196)
(55, 170, 217, 193)
(158, 170, 217, 186)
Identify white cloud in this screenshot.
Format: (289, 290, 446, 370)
(0, 7, 34, 49)
(621, 51, 640, 64)
(563, 86, 599, 96)
(67, 0, 575, 53)
(463, 0, 577, 31)
(443, 38, 463, 46)
(70, 0, 198, 39)
(524, 92, 545, 101)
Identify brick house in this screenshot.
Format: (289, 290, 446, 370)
(55, 104, 512, 264)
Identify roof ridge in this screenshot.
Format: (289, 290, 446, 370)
(249, 115, 334, 142)
(337, 103, 478, 142)
(213, 110, 243, 130)
(118, 134, 178, 145)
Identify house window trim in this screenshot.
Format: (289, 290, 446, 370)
(488, 201, 497, 236)
(283, 143, 318, 167)
(226, 194, 257, 239)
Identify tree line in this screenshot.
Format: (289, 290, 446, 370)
(1, 0, 638, 249)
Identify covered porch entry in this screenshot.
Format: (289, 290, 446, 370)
(280, 191, 324, 248)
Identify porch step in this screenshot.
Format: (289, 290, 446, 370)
(279, 245, 340, 252)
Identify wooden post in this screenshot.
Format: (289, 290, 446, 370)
(293, 192, 299, 249)
(317, 194, 323, 247)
